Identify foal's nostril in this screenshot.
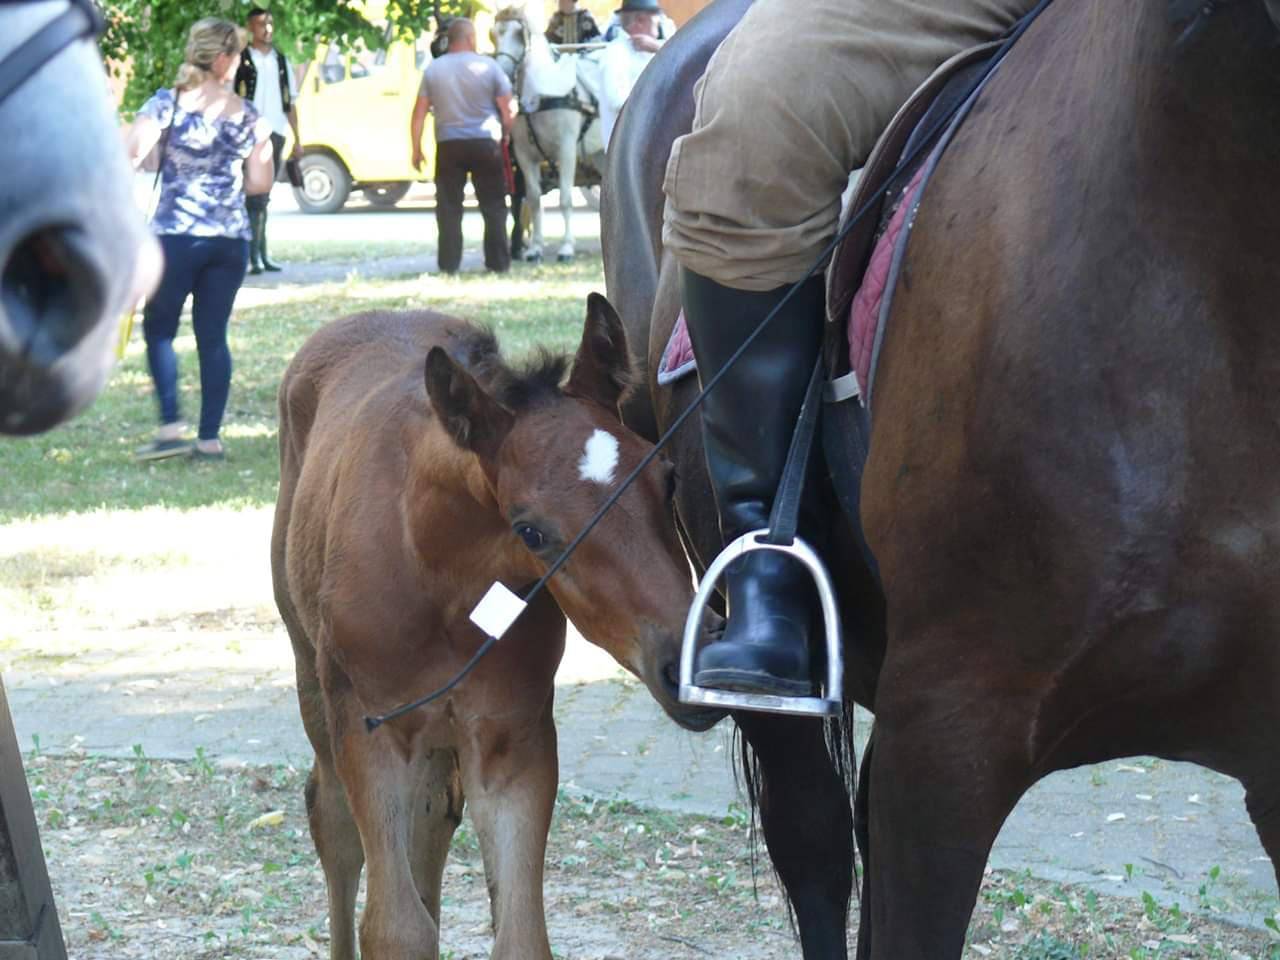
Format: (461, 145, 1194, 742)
(1, 226, 104, 366)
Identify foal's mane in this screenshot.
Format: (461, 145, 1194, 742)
(450, 324, 570, 412)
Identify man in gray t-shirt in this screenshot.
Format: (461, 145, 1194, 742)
(411, 19, 514, 273)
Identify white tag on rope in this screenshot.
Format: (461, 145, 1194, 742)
(469, 582, 527, 639)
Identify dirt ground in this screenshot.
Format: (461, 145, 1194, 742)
(24, 751, 1280, 960)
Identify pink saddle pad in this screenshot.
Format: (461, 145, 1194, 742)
(655, 157, 929, 392)
(656, 309, 695, 385)
(846, 163, 928, 399)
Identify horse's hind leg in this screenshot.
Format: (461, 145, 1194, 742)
(411, 749, 465, 930)
(737, 712, 854, 959)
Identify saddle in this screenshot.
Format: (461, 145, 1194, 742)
(822, 38, 1005, 405)
(655, 39, 1006, 391)
(818, 37, 1011, 564)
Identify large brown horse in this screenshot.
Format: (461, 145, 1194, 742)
(271, 297, 720, 960)
(605, 1, 1280, 957)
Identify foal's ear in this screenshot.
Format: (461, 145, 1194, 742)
(424, 347, 514, 462)
(566, 293, 632, 417)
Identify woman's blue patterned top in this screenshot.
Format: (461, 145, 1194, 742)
(139, 88, 261, 240)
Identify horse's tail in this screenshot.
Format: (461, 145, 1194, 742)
(731, 699, 859, 933)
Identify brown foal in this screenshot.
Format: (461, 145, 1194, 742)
(271, 295, 721, 960)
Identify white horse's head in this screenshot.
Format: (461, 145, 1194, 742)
(0, 1, 160, 435)
(492, 5, 577, 110)
(492, 7, 532, 83)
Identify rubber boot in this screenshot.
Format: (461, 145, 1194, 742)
(683, 267, 826, 697)
(259, 208, 282, 272)
(247, 208, 264, 275)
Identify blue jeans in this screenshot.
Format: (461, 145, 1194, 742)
(143, 235, 248, 441)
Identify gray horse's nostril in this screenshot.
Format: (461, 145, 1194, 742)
(1, 226, 104, 366)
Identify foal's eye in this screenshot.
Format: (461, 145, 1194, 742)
(514, 522, 546, 551)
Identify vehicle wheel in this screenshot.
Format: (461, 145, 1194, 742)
(292, 154, 351, 214)
(364, 182, 412, 208)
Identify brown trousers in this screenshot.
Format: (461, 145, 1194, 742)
(435, 138, 510, 274)
(661, 0, 1039, 290)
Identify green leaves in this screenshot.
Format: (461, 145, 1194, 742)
(100, 0, 479, 112)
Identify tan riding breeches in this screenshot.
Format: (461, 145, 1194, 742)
(661, 0, 1039, 291)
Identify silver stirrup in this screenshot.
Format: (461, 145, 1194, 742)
(679, 529, 842, 718)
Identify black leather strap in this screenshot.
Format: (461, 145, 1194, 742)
(0, 0, 104, 107)
(765, 357, 824, 546)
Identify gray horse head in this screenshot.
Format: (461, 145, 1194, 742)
(0, 1, 160, 435)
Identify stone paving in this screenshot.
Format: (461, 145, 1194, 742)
(5, 606, 1276, 926)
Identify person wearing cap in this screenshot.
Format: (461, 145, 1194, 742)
(598, 0, 671, 149)
(662, 0, 1042, 705)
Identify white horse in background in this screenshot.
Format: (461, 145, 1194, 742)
(493, 6, 605, 262)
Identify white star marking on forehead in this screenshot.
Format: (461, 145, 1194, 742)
(577, 429, 619, 485)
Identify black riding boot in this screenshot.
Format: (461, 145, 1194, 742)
(683, 267, 825, 697)
(258, 208, 282, 272)
(247, 208, 265, 275)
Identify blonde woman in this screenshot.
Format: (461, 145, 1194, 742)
(125, 18, 273, 461)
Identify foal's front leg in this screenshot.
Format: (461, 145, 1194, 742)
(410, 749, 465, 933)
(459, 700, 558, 960)
(331, 697, 440, 959)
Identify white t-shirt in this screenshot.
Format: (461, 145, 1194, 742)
(598, 35, 656, 150)
(248, 45, 298, 137)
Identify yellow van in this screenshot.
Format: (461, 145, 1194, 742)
(292, 35, 432, 213)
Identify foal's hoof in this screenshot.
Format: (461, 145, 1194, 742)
(523, 251, 543, 264)
(556, 252, 574, 263)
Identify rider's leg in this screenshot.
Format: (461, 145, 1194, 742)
(663, 0, 1035, 698)
(682, 268, 824, 696)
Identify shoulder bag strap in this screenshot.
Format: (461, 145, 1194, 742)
(146, 89, 176, 221)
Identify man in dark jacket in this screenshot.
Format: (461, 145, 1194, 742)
(546, 0, 603, 44)
(234, 7, 301, 274)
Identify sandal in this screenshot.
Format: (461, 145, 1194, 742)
(190, 446, 226, 462)
(135, 438, 194, 462)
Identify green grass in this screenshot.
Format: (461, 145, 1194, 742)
(0, 259, 605, 523)
(267, 239, 425, 263)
